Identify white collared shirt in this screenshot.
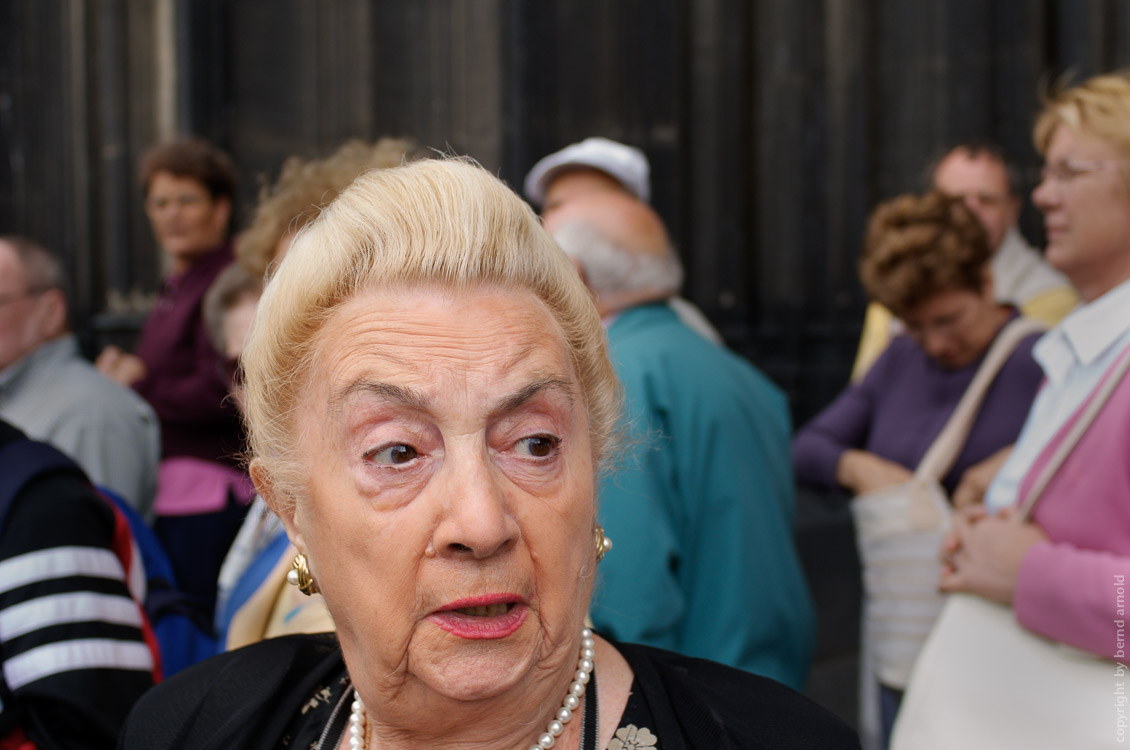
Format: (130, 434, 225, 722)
(985, 276, 1130, 512)
(990, 227, 1073, 305)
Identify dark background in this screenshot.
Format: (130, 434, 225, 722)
(3, 0, 1129, 724)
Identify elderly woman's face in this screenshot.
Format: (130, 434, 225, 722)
(280, 284, 596, 704)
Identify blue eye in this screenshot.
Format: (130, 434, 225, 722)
(366, 444, 419, 465)
(515, 435, 559, 458)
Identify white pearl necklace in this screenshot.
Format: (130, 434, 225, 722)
(347, 628, 596, 750)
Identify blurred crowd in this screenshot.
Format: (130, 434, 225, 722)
(2, 69, 1130, 749)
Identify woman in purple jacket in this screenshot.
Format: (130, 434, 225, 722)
(98, 138, 242, 467)
(97, 138, 248, 616)
(794, 191, 1044, 503)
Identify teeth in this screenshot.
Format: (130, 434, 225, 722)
(455, 603, 511, 617)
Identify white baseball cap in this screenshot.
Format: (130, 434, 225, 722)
(524, 137, 651, 206)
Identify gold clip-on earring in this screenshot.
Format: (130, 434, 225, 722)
(286, 552, 320, 596)
(595, 524, 612, 563)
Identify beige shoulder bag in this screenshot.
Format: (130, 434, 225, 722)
(850, 316, 1045, 691)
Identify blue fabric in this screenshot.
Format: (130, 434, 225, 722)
(215, 529, 292, 648)
(589, 303, 815, 689)
(97, 487, 219, 676)
(878, 683, 903, 749)
(154, 498, 250, 623)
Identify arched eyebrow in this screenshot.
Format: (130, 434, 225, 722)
(332, 380, 430, 413)
(330, 375, 576, 418)
(487, 376, 576, 420)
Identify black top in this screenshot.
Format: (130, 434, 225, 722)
(119, 633, 859, 749)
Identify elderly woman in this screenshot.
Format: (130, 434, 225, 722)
(120, 159, 857, 749)
(891, 72, 1130, 749)
(792, 190, 1045, 748)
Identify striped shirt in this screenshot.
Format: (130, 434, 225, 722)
(0, 424, 156, 749)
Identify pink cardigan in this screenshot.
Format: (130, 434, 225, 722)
(1013, 348, 1130, 658)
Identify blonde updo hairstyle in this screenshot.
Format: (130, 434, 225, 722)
(1034, 71, 1130, 189)
(242, 158, 621, 510)
(859, 190, 991, 319)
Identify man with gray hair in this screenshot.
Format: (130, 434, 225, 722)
(525, 136, 722, 344)
(0, 236, 159, 515)
(545, 192, 815, 689)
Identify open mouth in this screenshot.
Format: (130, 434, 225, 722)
(453, 602, 516, 617)
(428, 596, 528, 639)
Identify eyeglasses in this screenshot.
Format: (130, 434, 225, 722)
(0, 286, 51, 309)
(1039, 158, 1126, 185)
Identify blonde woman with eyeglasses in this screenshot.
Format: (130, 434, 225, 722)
(893, 71, 1130, 750)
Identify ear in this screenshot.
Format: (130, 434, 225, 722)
(250, 458, 306, 551)
(37, 288, 68, 338)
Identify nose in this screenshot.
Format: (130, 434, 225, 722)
(431, 447, 519, 560)
(1032, 174, 1057, 212)
(920, 328, 952, 361)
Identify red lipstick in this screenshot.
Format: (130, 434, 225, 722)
(427, 594, 528, 639)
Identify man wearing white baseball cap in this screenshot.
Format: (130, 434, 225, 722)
(525, 136, 651, 214)
(526, 136, 722, 343)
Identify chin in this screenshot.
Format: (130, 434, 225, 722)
(416, 645, 537, 702)
(405, 617, 544, 701)
(164, 243, 205, 263)
(1043, 242, 1072, 272)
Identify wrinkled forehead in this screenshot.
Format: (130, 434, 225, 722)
(300, 282, 581, 411)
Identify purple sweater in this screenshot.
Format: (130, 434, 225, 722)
(793, 322, 1044, 495)
(133, 243, 242, 466)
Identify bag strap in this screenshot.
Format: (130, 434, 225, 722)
(1016, 343, 1130, 519)
(915, 316, 1046, 481)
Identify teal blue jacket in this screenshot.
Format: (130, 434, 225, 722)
(591, 303, 814, 690)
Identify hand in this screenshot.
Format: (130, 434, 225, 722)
(835, 450, 914, 495)
(96, 346, 147, 386)
(940, 504, 987, 574)
(939, 506, 1048, 604)
(952, 446, 1013, 510)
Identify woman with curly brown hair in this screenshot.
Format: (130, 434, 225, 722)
(795, 190, 1043, 505)
(792, 189, 1046, 749)
(235, 137, 420, 279)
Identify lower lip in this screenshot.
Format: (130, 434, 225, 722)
(426, 603, 529, 639)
